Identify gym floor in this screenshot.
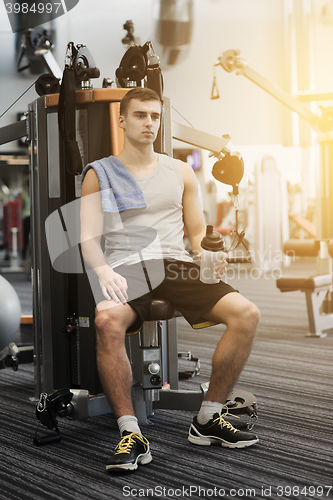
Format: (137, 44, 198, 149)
(0, 263, 332, 500)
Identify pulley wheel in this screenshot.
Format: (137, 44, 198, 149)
(35, 74, 60, 96)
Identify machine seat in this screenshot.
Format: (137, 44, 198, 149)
(276, 274, 332, 292)
(145, 299, 182, 321)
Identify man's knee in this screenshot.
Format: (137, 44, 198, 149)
(95, 307, 128, 342)
(220, 295, 260, 332)
(242, 301, 260, 329)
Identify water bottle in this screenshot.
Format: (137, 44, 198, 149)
(200, 225, 226, 284)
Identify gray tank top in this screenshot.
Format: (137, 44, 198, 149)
(103, 154, 193, 268)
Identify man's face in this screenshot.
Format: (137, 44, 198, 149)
(119, 99, 161, 146)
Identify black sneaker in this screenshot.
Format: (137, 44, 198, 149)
(106, 432, 152, 471)
(188, 406, 259, 449)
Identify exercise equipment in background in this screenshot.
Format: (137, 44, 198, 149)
(276, 239, 333, 337)
(153, 0, 194, 69)
(0, 275, 21, 350)
(213, 50, 333, 327)
(211, 147, 252, 262)
(213, 48, 333, 242)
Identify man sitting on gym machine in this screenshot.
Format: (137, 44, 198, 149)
(80, 87, 260, 472)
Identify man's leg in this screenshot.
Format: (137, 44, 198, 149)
(95, 300, 137, 418)
(95, 300, 152, 471)
(203, 292, 260, 404)
(189, 292, 260, 448)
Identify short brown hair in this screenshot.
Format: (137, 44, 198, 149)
(120, 88, 163, 116)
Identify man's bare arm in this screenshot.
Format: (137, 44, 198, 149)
(176, 160, 228, 279)
(80, 169, 128, 303)
(176, 159, 206, 255)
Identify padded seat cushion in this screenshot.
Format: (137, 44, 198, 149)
(145, 299, 181, 321)
(276, 274, 332, 292)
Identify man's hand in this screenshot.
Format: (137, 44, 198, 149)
(196, 251, 229, 280)
(215, 252, 228, 280)
(99, 266, 129, 303)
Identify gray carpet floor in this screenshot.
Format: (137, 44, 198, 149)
(0, 266, 332, 500)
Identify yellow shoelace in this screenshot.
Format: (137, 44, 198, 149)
(212, 405, 240, 434)
(115, 433, 149, 455)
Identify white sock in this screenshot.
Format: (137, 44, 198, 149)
(117, 415, 142, 436)
(197, 401, 223, 425)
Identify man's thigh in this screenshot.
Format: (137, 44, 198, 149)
(92, 260, 163, 331)
(95, 299, 138, 331)
(155, 260, 237, 327)
(203, 292, 255, 325)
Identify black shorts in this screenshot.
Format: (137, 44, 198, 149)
(93, 259, 236, 332)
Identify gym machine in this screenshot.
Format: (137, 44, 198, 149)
(1, 40, 258, 443)
(276, 239, 333, 337)
(214, 49, 333, 337)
